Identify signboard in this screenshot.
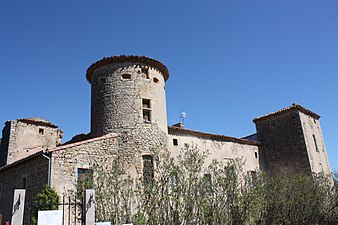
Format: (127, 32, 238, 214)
(85, 189, 95, 225)
(11, 189, 26, 225)
(37, 210, 63, 225)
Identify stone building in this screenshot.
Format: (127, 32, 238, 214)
(0, 55, 332, 223)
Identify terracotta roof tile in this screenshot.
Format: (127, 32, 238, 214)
(168, 126, 260, 146)
(253, 104, 320, 123)
(86, 55, 169, 83)
(17, 117, 58, 128)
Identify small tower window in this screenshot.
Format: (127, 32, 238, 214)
(121, 74, 132, 79)
(98, 77, 106, 86)
(255, 152, 258, 159)
(313, 134, 319, 152)
(141, 67, 149, 79)
(142, 99, 151, 123)
(153, 77, 159, 83)
(22, 176, 27, 189)
(173, 139, 178, 146)
(39, 128, 44, 135)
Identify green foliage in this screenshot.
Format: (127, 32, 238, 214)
(31, 185, 59, 225)
(92, 145, 338, 225)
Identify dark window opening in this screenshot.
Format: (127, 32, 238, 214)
(173, 139, 178, 146)
(77, 168, 93, 190)
(39, 128, 44, 135)
(142, 99, 151, 109)
(313, 134, 319, 152)
(121, 74, 132, 79)
(255, 152, 258, 159)
(171, 173, 178, 191)
(143, 155, 154, 192)
(153, 77, 159, 83)
(98, 77, 106, 86)
(22, 177, 27, 189)
(247, 171, 257, 187)
(141, 67, 149, 79)
(143, 110, 151, 123)
(203, 173, 212, 192)
(142, 99, 151, 123)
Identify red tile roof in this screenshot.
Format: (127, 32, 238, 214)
(253, 104, 320, 123)
(168, 126, 260, 146)
(86, 55, 169, 83)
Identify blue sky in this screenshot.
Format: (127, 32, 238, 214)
(0, 0, 337, 171)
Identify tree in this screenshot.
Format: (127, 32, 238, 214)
(31, 185, 59, 225)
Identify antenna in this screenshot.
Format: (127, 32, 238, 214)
(180, 112, 187, 126)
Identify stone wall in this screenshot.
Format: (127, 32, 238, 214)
(299, 112, 331, 174)
(90, 62, 168, 137)
(255, 110, 312, 174)
(168, 129, 260, 176)
(0, 122, 11, 166)
(0, 154, 49, 223)
(2, 119, 60, 166)
(50, 133, 119, 195)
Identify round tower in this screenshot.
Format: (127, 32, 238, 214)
(86, 55, 169, 137)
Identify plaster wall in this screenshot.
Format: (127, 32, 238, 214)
(168, 133, 260, 175)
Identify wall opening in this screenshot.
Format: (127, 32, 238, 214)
(203, 173, 212, 192)
(121, 74, 132, 79)
(255, 152, 258, 159)
(153, 77, 159, 83)
(313, 134, 319, 152)
(39, 128, 44, 135)
(173, 139, 178, 146)
(141, 67, 149, 79)
(22, 176, 27, 189)
(98, 77, 106, 86)
(142, 99, 151, 123)
(77, 168, 93, 189)
(143, 155, 154, 192)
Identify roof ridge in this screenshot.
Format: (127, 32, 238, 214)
(168, 126, 260, 146)
(253, 104, 320, 123)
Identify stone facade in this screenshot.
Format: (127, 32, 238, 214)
(0, 118, 61, 167)
(254, 104, 331, 175)
(0, 55, 333, 223)
(0, 153, 49, 223)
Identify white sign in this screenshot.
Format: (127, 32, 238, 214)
(11, 189, 26, 225)
(38, 210, 63, 225)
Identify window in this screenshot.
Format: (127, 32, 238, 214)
(143, 155, 154, 191)
(142, 99, 151, 123)
(171, 172, 178, 191)
(173, 139, 178, 146)
(313, 134, 319, 152)
(98, 77, 106, 86)
(22, 176, 27, 189)
(77, 168, 93, 190)
(247, 171, 257, 187)
(39, 128, 44, 135)
(255, 152, 258, 159)
(202, 173, 212, 193)
(153, 77, 159, 83)
(121, 74, 131, 79)
(141, 67, 149, 79)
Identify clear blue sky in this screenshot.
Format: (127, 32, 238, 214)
(1, 0, 337, 171)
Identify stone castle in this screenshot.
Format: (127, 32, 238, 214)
(0, 55, 332, 222)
